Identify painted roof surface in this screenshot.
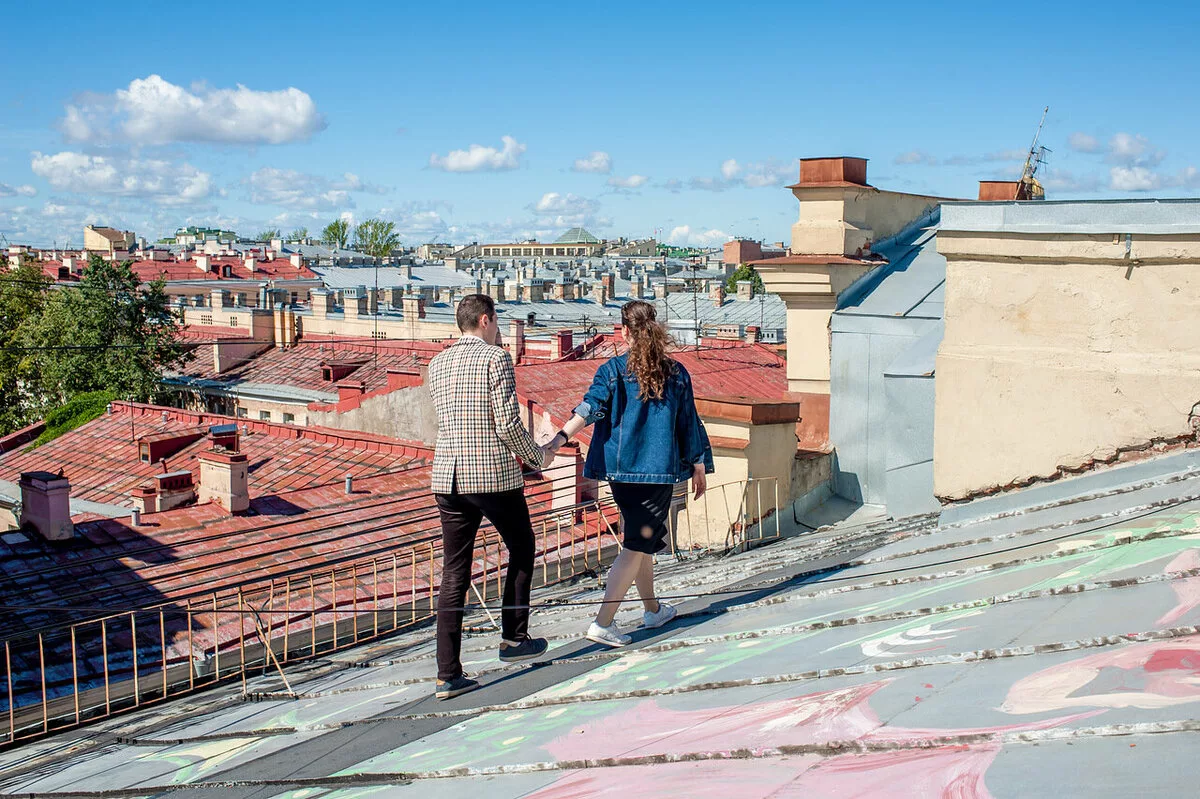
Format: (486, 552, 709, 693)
(5, 457, 1199, 795)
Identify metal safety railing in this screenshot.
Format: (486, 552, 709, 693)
(0, 474, 784, 747)
(0, 488, 625, 748)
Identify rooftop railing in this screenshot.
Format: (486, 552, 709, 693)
(0, 473, 782, 747)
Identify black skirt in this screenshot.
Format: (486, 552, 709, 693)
(609, 481, 674, 554)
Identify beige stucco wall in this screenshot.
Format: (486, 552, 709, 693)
(933, 230, 1200, 500)
(789, 187, 942, 256)
(307, 385, 438, 444)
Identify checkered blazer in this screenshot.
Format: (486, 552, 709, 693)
(427, 336, 543, 494)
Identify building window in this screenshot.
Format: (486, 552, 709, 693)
(259, 410, 271, 421)
(236, 407, 247, 418)
(228, 315, 238, 328)
(200, 314, 213, 326)
(283, 412, 295, 424)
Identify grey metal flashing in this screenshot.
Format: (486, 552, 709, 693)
(940, 198, 1200, 235)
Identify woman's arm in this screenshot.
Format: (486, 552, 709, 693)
(545, 362, 612, 454)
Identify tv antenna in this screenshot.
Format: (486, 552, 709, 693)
(1017, 106, 1051, 199)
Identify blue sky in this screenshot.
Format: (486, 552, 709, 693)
(2, 0, 1198, 248)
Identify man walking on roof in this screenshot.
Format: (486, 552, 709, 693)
(426, 293, 552, 700)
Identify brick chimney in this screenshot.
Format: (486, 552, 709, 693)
(131, 485, 157, 515)
(744, 325, 761, 344)
(197, 450, 249, 513)
(195, 255, 210, 272)
(244, 256, 257, 274)
(710, 282, 726, 307)
(311, 289, 331, 320)
(552, 329, 574, 359)
(507, 319, 526, 362)
(344, 286, 368, 318)
(632, 275, 644, 299)
(19, 471, 73, 541)
(155, 470, 196, 511)
(736, 280, 754, 300)
(289, 253, 304, 268)
(402, 295, 426, 319)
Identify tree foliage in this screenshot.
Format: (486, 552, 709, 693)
(321, 219, 350, 250)
(255, 228, 281, 242)
(0, 261, 51, 432)
(354, 218, 400, 260)
(288, 227, 308, 242)
(11, 256, 193, 430)
(29, 390, 116, 448)
(725, 263, 765, 296)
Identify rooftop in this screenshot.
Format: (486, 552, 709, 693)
(4, 449, 1199, 795)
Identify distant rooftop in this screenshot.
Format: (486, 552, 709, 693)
(554, 227, 601, 244)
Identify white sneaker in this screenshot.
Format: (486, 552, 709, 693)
(642, 602, 677, 629)
(586, 621, 631, 648)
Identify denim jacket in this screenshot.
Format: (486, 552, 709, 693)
(572, 354, 715, 484)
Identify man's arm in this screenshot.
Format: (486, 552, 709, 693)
(488, 350, 545, 467)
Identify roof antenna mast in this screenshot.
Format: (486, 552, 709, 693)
(1017, 106, 1051, 200)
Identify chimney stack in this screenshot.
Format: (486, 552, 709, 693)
(19, 471, 73, 541)
(552, 329, 574, 360)
(736, 280, 754, 300)
(632, 275, 644, 299)
(402, 294, 427, 319)
(195, 255, 210, 272)
(507, 319, 526, 362)
(710, 282, 726, 307)
(197, 450, 249, 513)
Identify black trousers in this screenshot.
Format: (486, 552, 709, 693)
(434, 488, 536, 681)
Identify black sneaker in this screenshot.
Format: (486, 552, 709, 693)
(435, 675, 480, 700)
(498, 635, 549, 663)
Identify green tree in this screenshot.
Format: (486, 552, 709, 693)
(0, 261, 51, 434)
(20, 255, 193, 415)
(725, 263, 765, 296)
(354, 218, 400, 260)
(321, 219, 350, 249)
(255, 228, 281, 242)
(288, 227, 308, 242)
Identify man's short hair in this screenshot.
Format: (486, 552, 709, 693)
(456, 293, 496, 333)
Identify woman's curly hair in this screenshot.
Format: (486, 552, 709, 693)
(621, 300, 675, 400)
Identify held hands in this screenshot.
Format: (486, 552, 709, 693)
(539, 431, 566, 468)
(692, 463, 707, 500)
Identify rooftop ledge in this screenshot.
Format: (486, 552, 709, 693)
(694, 396, 801, 425)
(940, 198, 1200, 235)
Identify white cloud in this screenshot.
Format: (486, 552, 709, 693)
(0, 183, 37, 198)
(429, 135, 526, 172)
(894, 150, 938, 166)
(742, 161, 794, 188)
(1068, 132, 1101, 153)
(606, 174, 648, 189)
(667, 225, 731, 247)
(1108, 165, 1200, 192)
(533, 192, 596, 215)
(59, 74, 326, 146)
(572, 151, 612, 174)
(683, 158, 796, 191)
(246, 167, 385, 211)
(31, 150, 212, 204)
(1106, 132, 1165, 166)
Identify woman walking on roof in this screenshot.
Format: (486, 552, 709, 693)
(544, 299, 714, 646)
